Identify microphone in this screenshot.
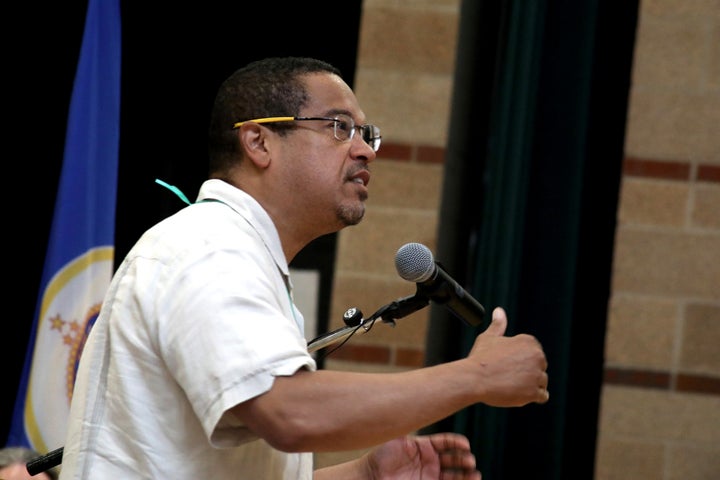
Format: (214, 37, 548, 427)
(394, 242, 485, 327)
(26, 447, 63, 476)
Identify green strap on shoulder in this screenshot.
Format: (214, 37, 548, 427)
(155, 178, 192, 205)
(155, 178, 229, 211)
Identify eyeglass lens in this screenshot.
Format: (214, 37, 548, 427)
(333, 114, 381, 152)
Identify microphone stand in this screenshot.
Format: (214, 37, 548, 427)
(26, 293, 431, 476)
(308, 293, 430, 352)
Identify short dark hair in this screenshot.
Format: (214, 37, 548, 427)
(207, 57, 342, 176)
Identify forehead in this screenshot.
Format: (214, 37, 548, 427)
(300, 73, 365, 119)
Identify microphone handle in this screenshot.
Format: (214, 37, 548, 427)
(419, 267, 485, 326)
(26, 446, 63, 476)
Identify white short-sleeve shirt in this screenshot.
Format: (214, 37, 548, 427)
(60, 179, 316, 479)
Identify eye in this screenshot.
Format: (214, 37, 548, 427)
(334, 116, 352, 135)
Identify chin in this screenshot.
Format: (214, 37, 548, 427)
(338, 204, 365, 226)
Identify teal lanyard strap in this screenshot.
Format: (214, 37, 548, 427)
(155, 178, 192, 206)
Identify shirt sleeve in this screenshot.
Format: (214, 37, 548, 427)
(148, 241, 316, 447)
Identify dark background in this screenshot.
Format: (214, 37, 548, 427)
(4, 0, 362, 443)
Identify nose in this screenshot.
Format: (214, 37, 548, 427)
(350, 131, 377, 162)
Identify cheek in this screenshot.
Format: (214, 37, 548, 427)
(298, 152, 346, 187)
(278, 138, 347, 191)
(278, 159, 332, 200)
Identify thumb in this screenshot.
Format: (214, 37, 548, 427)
(482, 307, 508, 337)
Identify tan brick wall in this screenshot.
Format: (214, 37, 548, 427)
(597, 1, 720, 478)
(325, 0, 460, 375)
(315, 1, 461, 468)
(316, 0, 720, 476)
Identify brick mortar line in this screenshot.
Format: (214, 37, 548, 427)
(604, 367, 720, 395)
(624, 157, 720, 183)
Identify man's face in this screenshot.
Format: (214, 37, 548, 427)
(272, 73, 378, 233)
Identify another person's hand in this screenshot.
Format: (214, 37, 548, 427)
(365, 433, 481, 479)
(468, 306, 550, 407)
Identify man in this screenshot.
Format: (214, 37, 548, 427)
(60, 57, 549, 479)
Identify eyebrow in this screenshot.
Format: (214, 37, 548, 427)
(319, 108, 367, 124)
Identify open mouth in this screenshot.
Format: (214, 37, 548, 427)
(350, 170, 370, 187)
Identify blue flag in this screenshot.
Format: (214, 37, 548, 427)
(7, 0, 121, 453)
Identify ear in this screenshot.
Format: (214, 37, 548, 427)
(238, 123, 272, 169)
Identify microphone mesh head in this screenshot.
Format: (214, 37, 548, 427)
(395, 243, 435, 282)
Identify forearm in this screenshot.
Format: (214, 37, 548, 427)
(231, 309, 549, 453)
(313, 455, 370, 480)
(232, 363, 476, 452)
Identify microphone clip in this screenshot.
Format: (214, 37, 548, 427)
(372, 293, 429, 327)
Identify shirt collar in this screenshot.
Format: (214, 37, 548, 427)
(195, 179, 290, 277)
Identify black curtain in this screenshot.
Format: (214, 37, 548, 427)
(4, 0, 362, 443)
(423, 1, 638, 479)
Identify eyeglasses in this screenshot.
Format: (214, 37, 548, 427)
(233, 114, 382, 152)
